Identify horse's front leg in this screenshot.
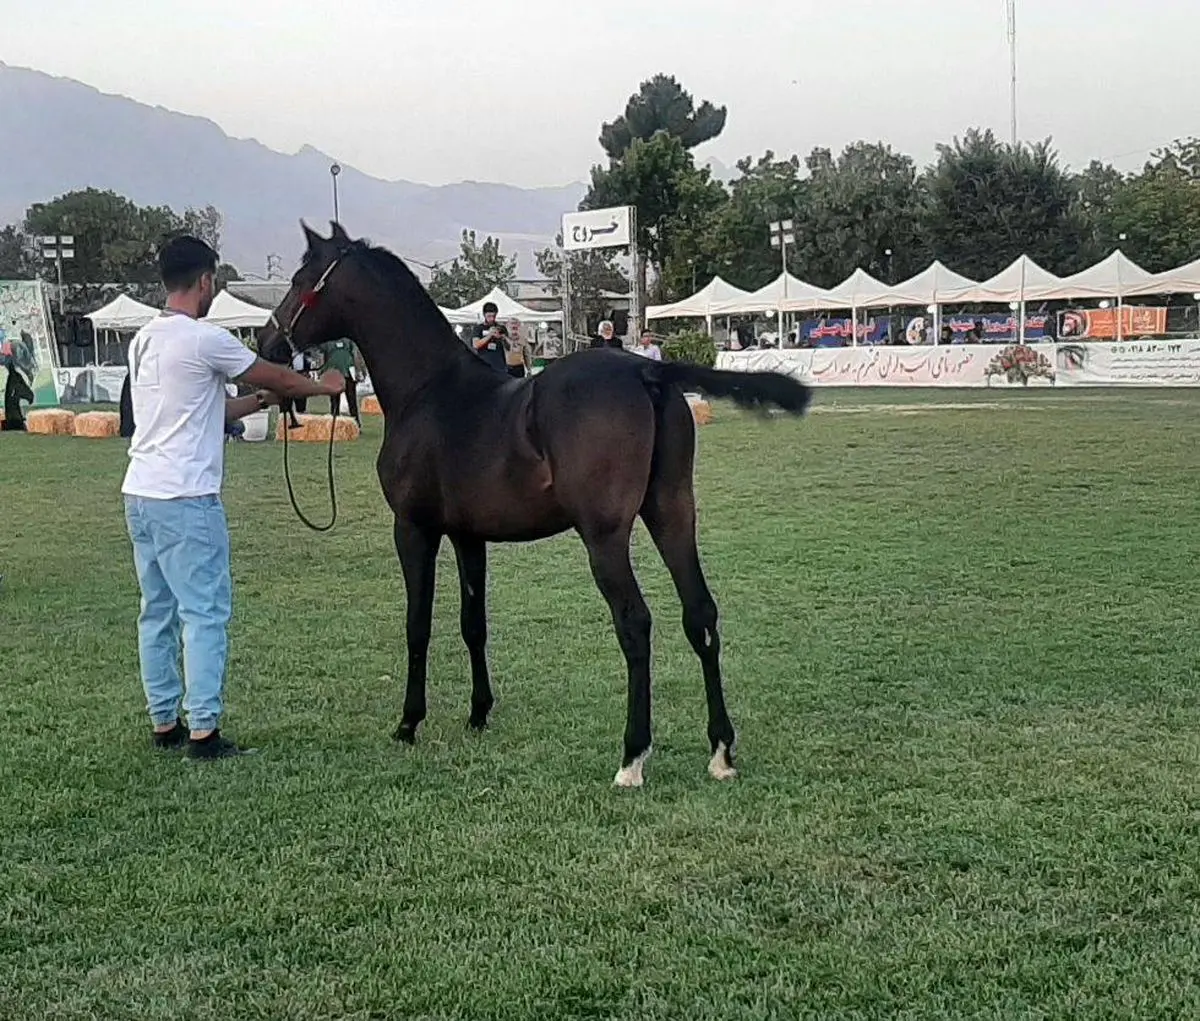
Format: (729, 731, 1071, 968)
(392, 517, 441, 744)
(450, 535, 494, 730)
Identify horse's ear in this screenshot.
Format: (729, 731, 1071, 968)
(329, 221, 351, 244)
(300, 220, 326, 252)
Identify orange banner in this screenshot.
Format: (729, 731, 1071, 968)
(1060, 307, 1168, 340)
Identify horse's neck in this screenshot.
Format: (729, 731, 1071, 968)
(348, 303, 473, 414)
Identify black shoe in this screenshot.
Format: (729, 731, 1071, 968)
(152, 719, 188, 750)
(184, 730, 257, 760)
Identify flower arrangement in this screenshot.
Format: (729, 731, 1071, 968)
(985, 344, 1055, 385)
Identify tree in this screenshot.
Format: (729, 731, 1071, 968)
(534, 235, 628, 333)
(182, 204, 224, 252)
(599, 74, 727, 161)
(1075, 160, 1127, 263)
(922, 130, 1090, 278)
(707, 151, 807, 291)
(427, 229, 517, 309)
(1099, 140, 1200, 271)
(0, 226, 35, 279)
(653, 160, 732, 301)
(795, 142, 929, 287)
(584, 133, 730, 311)
(21, 189, 240, 308)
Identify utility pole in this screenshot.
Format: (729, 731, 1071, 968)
(330, 164, 342, 223)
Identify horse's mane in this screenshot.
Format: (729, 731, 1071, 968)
(349, 239, 450, 329)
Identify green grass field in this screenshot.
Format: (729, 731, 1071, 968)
(3, 388, 1200, 1019)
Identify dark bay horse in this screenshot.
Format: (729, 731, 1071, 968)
(259, 222, 811, 787)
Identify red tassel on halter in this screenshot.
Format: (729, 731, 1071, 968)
(299, 290, 320, 309)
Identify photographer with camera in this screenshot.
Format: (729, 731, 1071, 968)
(470, 301, 510, 374)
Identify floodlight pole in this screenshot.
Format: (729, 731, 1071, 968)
(769, 218, 795, 346)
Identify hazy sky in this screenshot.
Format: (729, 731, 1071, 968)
(1, 0, 1195, 188)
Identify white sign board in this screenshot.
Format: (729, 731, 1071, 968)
(562, 207, 633, 251)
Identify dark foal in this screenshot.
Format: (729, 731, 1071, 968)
(260, 222, 811, 786)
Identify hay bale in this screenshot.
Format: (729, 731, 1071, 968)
(274, 413, 360, 443)
(361, 394, 383, 416)
(26, 409, 76, 436)
(690, 400, 713, 426)
(73, 411, 121, 438)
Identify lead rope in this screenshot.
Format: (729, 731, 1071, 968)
(281, 396, 339, 532)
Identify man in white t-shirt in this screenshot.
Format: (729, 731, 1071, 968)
(124, 235, 345, 760)
(636, 329, 663, 361)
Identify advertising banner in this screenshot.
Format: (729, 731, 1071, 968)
(56, 366, 129, 404)
(1056, 340, 1200, 386)
(1058, 307, 1168, 340)
(0, 280, 60, 407)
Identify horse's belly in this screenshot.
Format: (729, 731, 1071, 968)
(443, 467, 567, 542)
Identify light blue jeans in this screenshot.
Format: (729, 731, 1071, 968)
(124, 494, 232, 733)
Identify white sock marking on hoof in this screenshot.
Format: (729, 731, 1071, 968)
(613, 747, 651, 788)
(708, 741, 737, 781)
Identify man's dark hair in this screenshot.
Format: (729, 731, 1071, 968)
(482, 301, 498, 315)
(158, 235, 219, 291)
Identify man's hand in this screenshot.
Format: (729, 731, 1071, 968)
(255, 390, 282, 408)
(319, 369, 346, 396)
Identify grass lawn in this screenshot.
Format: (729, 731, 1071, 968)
(3, 387, 1200, 1019)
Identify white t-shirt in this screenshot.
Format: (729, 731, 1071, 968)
(121, 312, 257, 500)
(637, 343, 663, 361)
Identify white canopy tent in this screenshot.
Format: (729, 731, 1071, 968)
(815, 269, 893, 346)
(877, 261, 979, 307)
(709, 272, 832, 315)
(1022, 250, 1153, 341)
(1024, 250, 1152, 302)
(448, 286, 562, 325)
(203, 289, 272, 329)
(85, 294, 159, 332)
(646, 276, 753, 324)
(818, 268, 892, 309)
(937, 255, 1063, 305)
(707, 272, 835, 343)
(1122, 256, 1200, 298)
(84, 294, 159, 366)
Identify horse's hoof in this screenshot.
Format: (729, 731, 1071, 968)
(708, 741, 737, 781)
(613, 748, 650, 789)
(393, 724, 417, 745)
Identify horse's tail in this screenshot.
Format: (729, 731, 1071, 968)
(647, 360, 812, 416)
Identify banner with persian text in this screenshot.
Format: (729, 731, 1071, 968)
(1055, 340, 1200, 386)
(1058, 307, 1169, 340)
(716, 341, 1200, 388)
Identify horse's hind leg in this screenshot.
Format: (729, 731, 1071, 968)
(450, 535, 494, 730)
(392, 517, 441, 744)
(640, 406, 737, 780)
(580, 522, 654, 788)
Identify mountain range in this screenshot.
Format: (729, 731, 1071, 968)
(0, 62, 590, 277)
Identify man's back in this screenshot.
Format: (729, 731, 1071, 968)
(122, 313, 255, 500)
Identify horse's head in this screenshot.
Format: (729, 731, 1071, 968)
(258, 221, 357, 365)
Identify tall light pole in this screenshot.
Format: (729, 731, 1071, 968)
(1007, 0, 1018, 147)
(330, 163, 342, 224)
(769, 218, 794, 345)
(40, 233, 74, 317)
